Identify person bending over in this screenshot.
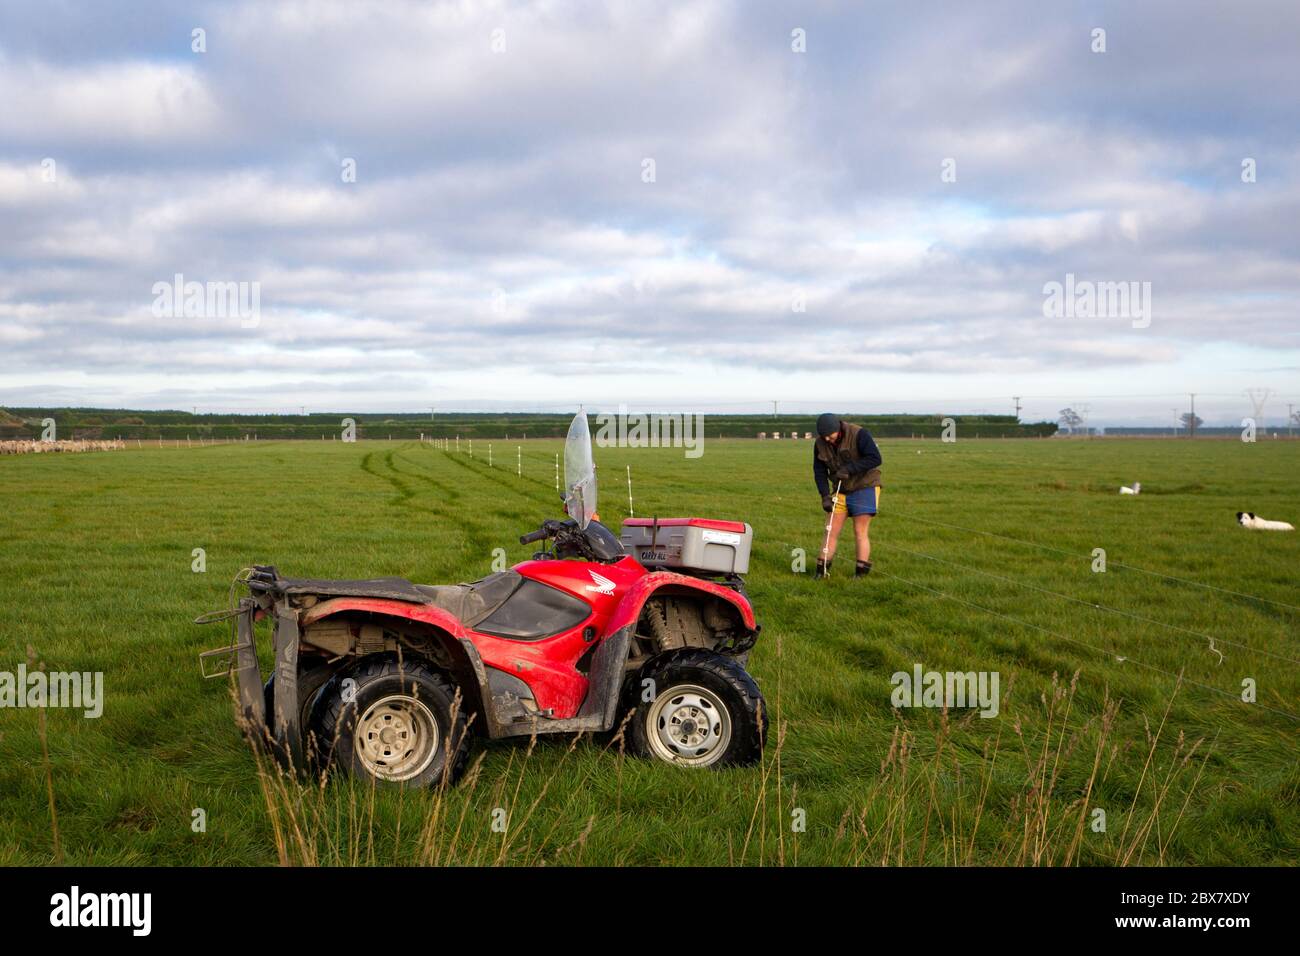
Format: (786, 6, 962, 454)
(812, 412, 882, 578)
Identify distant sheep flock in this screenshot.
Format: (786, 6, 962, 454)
(0, 440, 127, 455)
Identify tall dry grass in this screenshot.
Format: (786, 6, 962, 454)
(30, 646, 64, 865)
(740, 669, 1210, 866)
(240, 678, 628, 866)
(238, 662, 1210, 867)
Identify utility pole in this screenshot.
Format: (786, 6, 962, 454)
(1189, 393, 1196, 439)
(1246, 388, 1272, 431)
(1289, 403, 1295, 438)
(772, 400, 778, 418)
(1013, 396, 1022, 421)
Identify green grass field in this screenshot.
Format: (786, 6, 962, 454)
(1, 436, 1297, 865)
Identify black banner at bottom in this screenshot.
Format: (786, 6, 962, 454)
(0, 865, 1280, 942)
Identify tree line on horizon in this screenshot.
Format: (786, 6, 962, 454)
(0, 407, 1057, 440)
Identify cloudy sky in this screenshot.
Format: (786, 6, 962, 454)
(2, 0, 1297, 425)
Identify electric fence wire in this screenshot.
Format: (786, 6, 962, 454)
(885, 541, 1300, 667)
(869, 564, 1300, 723)
(422, 439, 1298, 719)
(889, 508, 1300, 613)
(878, 509, 1299, 719)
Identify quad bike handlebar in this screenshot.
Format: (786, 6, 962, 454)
(519, 520, 565, 545)
(520, 518, 625, 563)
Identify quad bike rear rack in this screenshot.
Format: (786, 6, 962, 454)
(196, 568, 305, 770)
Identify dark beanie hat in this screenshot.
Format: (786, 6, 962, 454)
(816, 413, 840, 437)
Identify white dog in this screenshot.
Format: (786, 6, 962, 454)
(1237, 512, 1294, 531)
(1119, 482, 1141, 495)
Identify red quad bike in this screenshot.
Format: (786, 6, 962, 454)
(198, 411, 767, 787)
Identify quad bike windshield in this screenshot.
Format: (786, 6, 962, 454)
(563, 410, 597, 529)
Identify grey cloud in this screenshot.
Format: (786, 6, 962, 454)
(1, 0, 1298, 416)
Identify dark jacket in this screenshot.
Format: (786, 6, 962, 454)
(813, 420, 882, 495)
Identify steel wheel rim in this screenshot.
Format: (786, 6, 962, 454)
(647, 683, 732, 767)
(355, 694, 440, 781)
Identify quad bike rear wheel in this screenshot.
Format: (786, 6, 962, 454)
(262, 659, 336, 756)
(627, 649, 767, 768)
(316, 657, 471, 788)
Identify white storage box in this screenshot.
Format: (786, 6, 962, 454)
(620, 517, 753, 574)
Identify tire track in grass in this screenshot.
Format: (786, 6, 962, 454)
(386, 447, 506, 545)
(359, 445, 520, 559)
(442, 449, 560, 510)
(394, 456, 471, 514)
(387, 447, 463, 503)
(360, 449, 421, 506)
(362, 445, 476, 523)
(363, 446, 476, 517)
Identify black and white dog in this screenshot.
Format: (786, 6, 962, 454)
(1237, 512, 1295, 531)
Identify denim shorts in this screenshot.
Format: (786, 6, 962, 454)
(833, 486, 880, 516)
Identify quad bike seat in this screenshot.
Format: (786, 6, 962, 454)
(253, 566, 527, 628)
(253, 567, 585, 639)
(259, 572, 434, 604)
(413, 571, 524, 625)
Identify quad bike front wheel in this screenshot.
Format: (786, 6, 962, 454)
(628, 649, 767, 768)
(316, 657, 471, 788)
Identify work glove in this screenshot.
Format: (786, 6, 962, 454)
(821, 494, 834, 513)
(833, 467, 851, 484)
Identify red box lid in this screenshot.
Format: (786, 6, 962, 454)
(622, 517, 748, 534)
